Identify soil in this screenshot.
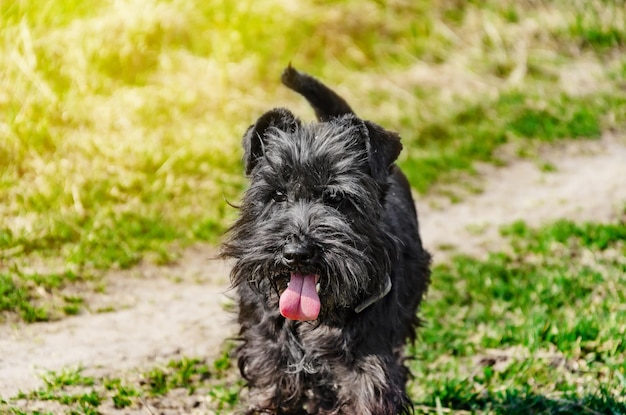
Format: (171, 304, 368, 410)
(1, 134, 625, 404)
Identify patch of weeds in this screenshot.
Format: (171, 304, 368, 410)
(0, 269, 91, 323)
(141, 357, 211, 396)
(103, 378, 139, 409)
(208, 383, 241, 411)
(2, 354, 242, 414)
(11, 368, 103, 414)
(70, 211, 181, 269)
(58, 390, 101, 408)
(424, 378, 482, 411)
(143, 367, 169, 396)
(62, 296, 84, 316)
(212, 348, 234, 379)
(400, 90, 608, 193)
(410, 220, 626, 415)
(0, 273, 48, 323)
(410, 217, 626, 412)
(167, 357, 211, 392)
(506, 104, 601, 141)
(1, 210, 182, 270)
(136, 355, 241, 411)
(501, 219, 626, 252)
(95, 305, 116, 313)
(566, 6, 626, 51)
(538, 161, 557, 172)
(420, 386, 626, 415)
(42, 367, 95, 389)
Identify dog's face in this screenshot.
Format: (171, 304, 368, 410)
(223, 108, 402, 323)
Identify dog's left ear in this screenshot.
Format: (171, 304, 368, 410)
(242, 108, 301, 175)
(339, 115, 402, 183)
(363, 121, 403, 183)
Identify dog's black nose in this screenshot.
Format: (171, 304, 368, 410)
(283, 242, 313, 266)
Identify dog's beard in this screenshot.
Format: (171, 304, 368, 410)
(223, 207, 397, 323)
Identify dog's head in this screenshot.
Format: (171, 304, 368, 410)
(222, 108, 402, 323)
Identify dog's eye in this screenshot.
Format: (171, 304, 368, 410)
(323, 190, 344, 207)
(272, 190, 287, 203)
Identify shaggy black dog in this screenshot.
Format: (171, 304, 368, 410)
(221, 65, 431, 415)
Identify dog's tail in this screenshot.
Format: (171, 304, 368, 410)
(281, 64, 354, 122)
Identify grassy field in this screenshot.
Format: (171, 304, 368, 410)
(1, 0, 626, 413)
(2, 0, 626, 318)
(2, 218, 625, 414)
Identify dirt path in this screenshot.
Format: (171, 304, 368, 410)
(1, 135, 625, 399)
(0, 248, 234, 398)
(420, 134, 626, 259)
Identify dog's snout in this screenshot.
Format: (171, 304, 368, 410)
(283, 242, 313, 266)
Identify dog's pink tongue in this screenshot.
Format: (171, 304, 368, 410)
(279, 273, 320, 321)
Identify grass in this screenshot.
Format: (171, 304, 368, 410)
(406, 216, 626, 414)
(1, 1, 626, 319)
(398, 91, 615, 192)
(3, 216, 624, 413)
(0, 269, 92, 322)
(2, 349, 242, 414)
(0, 0, 625, 412)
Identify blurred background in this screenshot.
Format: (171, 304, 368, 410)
(1, 0, 625, 413)
(2, 0, 624, 270)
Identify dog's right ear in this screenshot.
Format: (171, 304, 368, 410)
(242, 108, 301, 175)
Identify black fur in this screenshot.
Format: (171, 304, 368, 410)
(221, 66, 431, 415)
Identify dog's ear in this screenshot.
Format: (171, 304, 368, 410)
(363, 121, 403, 183)
(338, 115, 402, 183)
(242, 108, 301, 175)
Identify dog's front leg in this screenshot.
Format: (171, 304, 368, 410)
(330, 354, 412, 415)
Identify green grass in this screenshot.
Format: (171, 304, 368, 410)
(0, 3, 625, 412)
(0, 269, 92, 322)
(406, 216, 626, 414)
(563, 0, 626, 51)
(2, 350, 242, 414)
(3, 217, 624, 413)
(2, 0, 626, 321)
(12, 368, 101, 415)
(398, 91, 615, 192)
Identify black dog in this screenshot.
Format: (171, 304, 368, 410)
(221, 65, 431, 414)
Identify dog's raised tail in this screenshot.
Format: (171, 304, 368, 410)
(281, 64, 354, 122)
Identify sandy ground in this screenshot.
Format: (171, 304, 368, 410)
(0, 248, 235, 398)
(1, 134, 625, 400)
(420, 134, 626, 258)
